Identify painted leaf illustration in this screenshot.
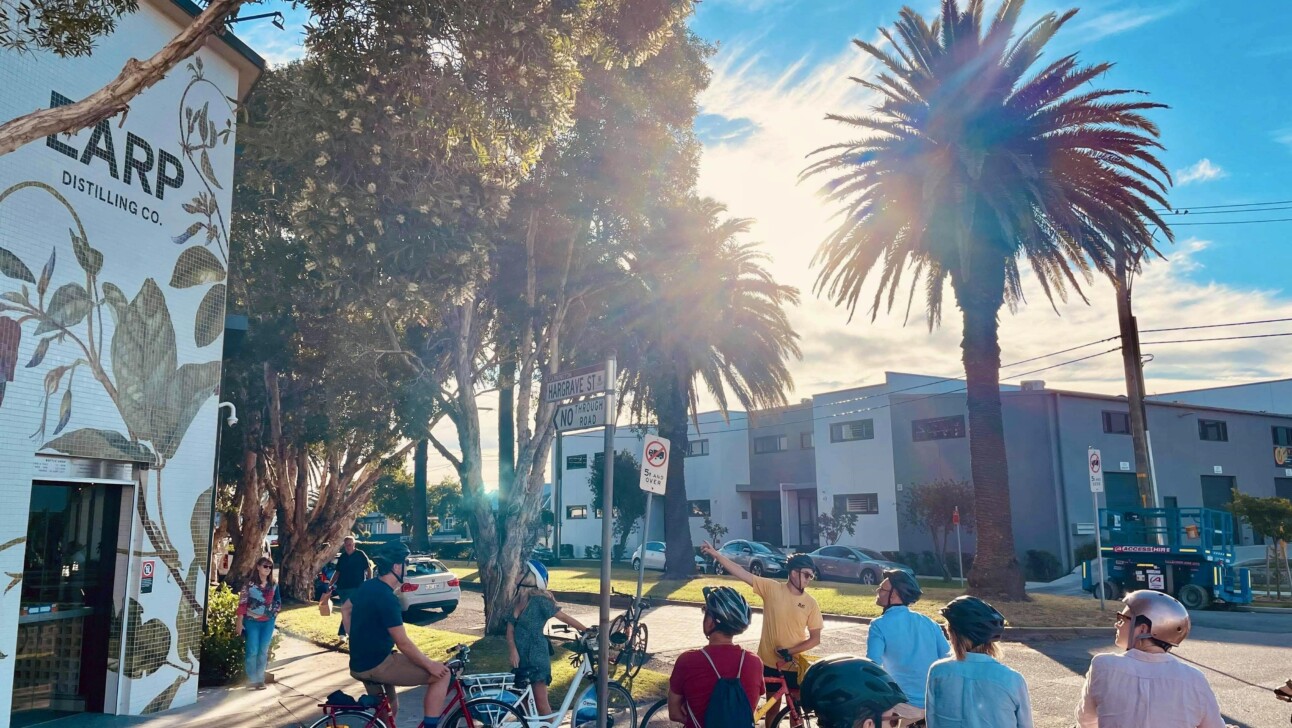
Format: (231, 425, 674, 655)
(153, 360, 222, 461)
(195, 284, 225, 347)
(176, 560, 204, 665)
(34, 282, 92, 335)
(169, 246, 225, 288)
(25, 337, 51, 368)
(0, 247, 34, 283)
(122, 598, 172, 679)
(69, 228, 104, 277)
(101, 283, 128, 324)
(190, 486, 214, 564)
(199, 150, 223, 190)
(144, 674, 187, 714)
(54, 389, 71, 434)
(172, 221, 204, 246)
(111, 279, 177, 444)
(37, 249, 54, 297)
(43, 364, 69, 395)
(43, 428, 156, 465)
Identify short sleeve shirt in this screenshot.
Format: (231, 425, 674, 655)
(334, 549, 372, 589)
(750, 576, 824, 668)
(670, 645, 764, 728)
(348, 578, 403, 672)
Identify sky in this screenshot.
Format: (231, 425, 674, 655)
(230, 0, 1292, 487)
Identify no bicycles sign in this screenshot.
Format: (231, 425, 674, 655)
(640, 436, 670, 495)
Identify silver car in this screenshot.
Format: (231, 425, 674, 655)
(809, 545, 914, 585)
(714, 540, 788, 577)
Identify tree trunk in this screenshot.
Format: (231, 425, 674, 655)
(412, 439, 430, 552)
(226, 443, 275, 590)
(956, 261, 1027, 601)
(1115, 252, 1156, 509)
(497, 356, 517, 548)
(658, 373, 695, 579)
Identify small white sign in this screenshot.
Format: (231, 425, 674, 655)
(1147, 572, 1165, 590)
(1088, 448, 1105, 493)
(640, 436, 671, 495)
(1213, 465, 1223, 474)
(1284, 468, 1292, 477)
(1120, 462, 1131, 471)
(553, 397, 607, 432)
(543, 364, 608, 404)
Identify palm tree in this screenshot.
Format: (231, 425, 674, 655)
(618, 198, 801, 578)
(804, 0, 1171, 599)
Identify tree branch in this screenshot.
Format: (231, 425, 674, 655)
(0, 0, 247, 157)
(426, 432, 462, 471)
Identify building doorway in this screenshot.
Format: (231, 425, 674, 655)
(750, 494, 782, 548)
(13, 481, 124, 725)
(796, 491, 818, 550)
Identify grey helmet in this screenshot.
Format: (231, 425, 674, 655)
(702, 586, 751, 635)
(1121, 590, 1190, 647)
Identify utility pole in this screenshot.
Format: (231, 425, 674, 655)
(1115, 246, 1159, 509)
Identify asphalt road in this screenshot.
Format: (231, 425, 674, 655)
(418, 591, 1292, 728)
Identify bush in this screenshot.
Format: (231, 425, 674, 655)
(585, 545, 602, 559)
(559, 544, 574, 558)
(1024, 550, 1063, 582)
(1073, 542, 1098, 566)
(429, 542, 475, 560)
(199, 584, 281, 687)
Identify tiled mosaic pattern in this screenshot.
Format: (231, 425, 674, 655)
(0, 3, 243, 723)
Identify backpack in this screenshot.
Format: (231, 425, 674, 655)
(685, 648, 755, 728)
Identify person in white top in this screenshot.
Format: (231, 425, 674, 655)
(1076, 590, 1235, 728)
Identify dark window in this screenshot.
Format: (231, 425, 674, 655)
(1273, 426, 1292, 447)
(566, 455, 587, 470)
(833, 493, 879, 515)
(754, 435, 788, 454)
(688, 499, 711, 517)
(1198, 419, 1228, 442)
(1163, 496, 1178, 509)
(912, 415, 965, 441)
(801, 432, 814, 449)
(1102, 411, 1131, 435)
(566, 505, 587, 519)
(594, 452, 605, 468)
(687, 439, 710, 457)
(830, 419, 874, 443)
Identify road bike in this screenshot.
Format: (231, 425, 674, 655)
(607, 589, 651, 678)
(310, 643, 528, 728)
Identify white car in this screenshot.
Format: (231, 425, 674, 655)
(631, 541, 707, 573)
(397, 557, 460, 615)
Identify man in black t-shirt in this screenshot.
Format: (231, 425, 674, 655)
(341, 542, 449, 728)
(329, 535, 371, 637)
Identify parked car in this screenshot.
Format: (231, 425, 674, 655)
(631, 541, 707, 573)
(809, 545, 914, 584)
(397, 557, 461, 616)
(713, 539, 789, 577)
(531, 546, 557, 566)
(1234, 556, 1292, 589)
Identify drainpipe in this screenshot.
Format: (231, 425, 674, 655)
(1048, 392, 1074, 571)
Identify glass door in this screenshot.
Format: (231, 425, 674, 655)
(13, 482, 122, 724)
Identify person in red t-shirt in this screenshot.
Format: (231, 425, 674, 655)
(669, 586, 764, 727)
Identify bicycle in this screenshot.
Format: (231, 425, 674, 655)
(464, 627, 636, 728)
(755, 651, 814, 728)
(639, 697, 672, 727)
(310, 643, 529, 728)
(607, 589, 651, 678)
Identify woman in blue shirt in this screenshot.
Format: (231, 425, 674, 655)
(925, 596, 1033, 728)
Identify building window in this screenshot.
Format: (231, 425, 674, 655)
(688, 499, 711, 517)
(1102, 411, 1131, 435)
(912, 415, 965, 441)
(566, 455, 587, 470)
(1273, 426, 1292, 447)
(830, 419, 874, 443)
(833, 493, 879, 515)
(566, 505, 588, 519)
(1198, 419, 1228, 442)
(754, 435, 788, 454)
(801, 432, 814, 449)
(594, 508, 603, 519)
(688, 439, 710, 457)
(594, 452, 605, 468)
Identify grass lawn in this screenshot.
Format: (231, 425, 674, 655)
(442, 560, 1111, 628)
(275, 605, 670, 704)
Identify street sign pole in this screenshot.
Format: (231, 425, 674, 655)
(635, 495, 653, 603)
(553, 431, 563, 565)
(596, 356, 617, 728)
(633, 435, 670, 604)
(954, 506, 965, 588)
(1089, 447, 1107, 612)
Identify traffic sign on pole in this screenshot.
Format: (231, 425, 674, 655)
(1088, 448, 1105, 493)
(639, 436, 670, 495)
(553, 397, 608, 433)
(543, 364, 608, 403)
(1089, 446, 1107, 611)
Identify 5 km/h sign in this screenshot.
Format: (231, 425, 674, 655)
(640, 436, 670, 495)
(1088, 448, 1105, 493)
(553, 397, 608, 433)
(544, 364, 608, 403)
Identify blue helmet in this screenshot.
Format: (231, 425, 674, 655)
(522, 559, 549, 590)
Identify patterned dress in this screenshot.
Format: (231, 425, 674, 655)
(508, 594, 558, 683)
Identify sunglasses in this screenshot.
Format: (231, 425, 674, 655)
(797, 570, 816, 581)
(1114, 612, 1131, 625)
(879, 713, 911, 727)
(259, 564, 273, 570)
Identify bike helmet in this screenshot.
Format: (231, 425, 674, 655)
(702, 586, 751, 635)
(520, 559, 549, 590)
(882, 569, 922, 605)
(799, 655, 915, 728)
(787, 553, 816, 575)
(1121, 590, 1190, 647)
(373, 542, 410, 576)
(940, 596, 1006, 646)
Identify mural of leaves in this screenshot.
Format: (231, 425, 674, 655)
(43, 427, 157, 465)
(195, 284, 225, 347)
(153, 361, 222, 461)
(102, 282, 128, 324)
(26, 337, 51, 368)
(145, 674, 188, 714)
(190, 485, 214, 560)
(112, 279, 177, 441)
(55, 388, 71, 434)
(37, 249, 54, 297)
(199, 151, 223, 190)
(0, 247, 34, 282)
(176, 561, 204, 666)
(70, 228, 104, 277)
(122, 598, 173, 680)
(171, 221, 204, 246)
(169, 246, 225, 289)
(34, 282, 92, 335)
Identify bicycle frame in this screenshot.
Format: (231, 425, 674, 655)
(755, 662, 807, 726)
(507, 650, 598, 728)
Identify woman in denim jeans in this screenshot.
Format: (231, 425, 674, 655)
(235, 556, 282, 689)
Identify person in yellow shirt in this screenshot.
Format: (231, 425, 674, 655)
(702, 541, 823, 728)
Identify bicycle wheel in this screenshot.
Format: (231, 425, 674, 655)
(573, 681, 637, 728)
(622, 623, 649, 679)
(307, 710, 388, 728)
(639, 698, 678, 728)
(443, 698, 529, 728)
(770, 703, 817, 728)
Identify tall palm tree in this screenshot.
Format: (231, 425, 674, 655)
(804, 0, 1171, 599)
(618, 198, 801, 578)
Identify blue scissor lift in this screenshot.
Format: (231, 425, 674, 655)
(1081, 507, 1252, 609)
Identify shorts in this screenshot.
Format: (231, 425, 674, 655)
(763, 664, 799, 694)
(351, 653, 438, 710)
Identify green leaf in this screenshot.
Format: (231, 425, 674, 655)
(0, 248, 34, 283)
(54, 389, 71, 435)
(34, 283, 92, 335)
(111, 279, 176, 443)
(37, 249, 54, 297)
(0, 291, 27, 305)
(195, 284, 225, 347)
(122, 598, 172, 680)
(25, 337, 51, 368)
(144, 674, 188, 714)
(69, 229, 103, 277)
(102, 283, 128, 324)
(200, 150, 223, 190)
(42, 428, 156, 464)
(169, 246, 225, 289)
(153, 360, 222, 461)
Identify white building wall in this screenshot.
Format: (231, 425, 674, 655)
(1150, 379, 1292, 415)
(555, 427, 652, 557)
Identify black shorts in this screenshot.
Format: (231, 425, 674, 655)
(763, 664, 799, 694)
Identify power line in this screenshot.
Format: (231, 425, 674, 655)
(1157, 198, 1292, 212)
(1142, 331, 1292, 345)
(1159, 205, 1292, 217)
(1142, 317, 1292, 334)
(1169, 217, 1292, 226)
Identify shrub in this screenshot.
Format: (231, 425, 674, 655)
(559, 544, 574, 558)
(1073, 542, 1098, 566)
(585, 545, 602, 559)
(1024, 549, 1063, 582)
(429, 542, 475, 560)
(199, 584, 281, 687)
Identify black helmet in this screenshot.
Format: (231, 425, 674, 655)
(883, 569, 922, 605)
(373, 542, 410, 576)
(702, 586, 751, 635)
(940, 596, 1006, 646)
(800, 655, 910, 728)
(787, 553, 816, 574)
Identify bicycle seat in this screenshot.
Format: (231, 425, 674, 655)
(511, 667, 535, 689)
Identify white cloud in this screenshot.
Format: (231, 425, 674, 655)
(1175, 158, 1227, 185)
(1277, 128, 1292, 150)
